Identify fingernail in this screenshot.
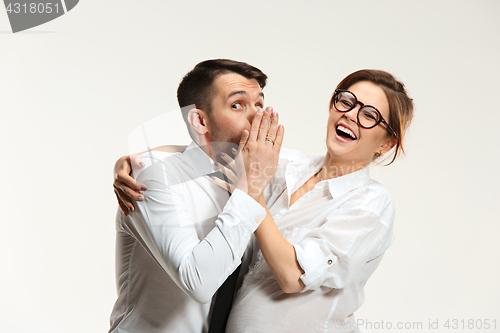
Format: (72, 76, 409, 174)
(214, 162, 220, 166)
(272, 112, 277, 119)
(231, 147, 238, 153)
(138, 196, 144, 201)
(139, 162, 145, 167)
(141, 185, 148, 191)
(221, 152, 226, 157)
(265, 108, 271, 114)
(257, 109, 263, 115)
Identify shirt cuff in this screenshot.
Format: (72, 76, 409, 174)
(294, 240, 337, 291)
(216, 189, 266, 233)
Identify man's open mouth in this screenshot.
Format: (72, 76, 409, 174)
(336, 124, 357, 141)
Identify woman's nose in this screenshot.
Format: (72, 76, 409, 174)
(343, 108, 358, 124)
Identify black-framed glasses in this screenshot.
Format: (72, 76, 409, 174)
(333, 89, 397, 138)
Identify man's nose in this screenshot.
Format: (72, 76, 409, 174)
(247, 106, 260, 122)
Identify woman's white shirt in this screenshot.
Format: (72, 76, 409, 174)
(226, 152, 396, 333)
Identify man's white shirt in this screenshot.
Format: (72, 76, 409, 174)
(109, 142, 266, 333)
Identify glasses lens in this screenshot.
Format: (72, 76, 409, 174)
(335, 91, 356, 112)
(358, 107, 380, 128)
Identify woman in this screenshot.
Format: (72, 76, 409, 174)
(114, 69, 413, 332)
(221, 70, 413, 332)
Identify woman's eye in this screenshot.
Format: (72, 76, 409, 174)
(362, 112, 377, 121)
(255, 104, 263, 109)
(341, 100, 353, 108)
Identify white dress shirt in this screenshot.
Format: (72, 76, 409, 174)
(109, 142, 266, 333)
(226, 153, 396, 333)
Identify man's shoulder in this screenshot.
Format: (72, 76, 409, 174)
(134, 146, 214, 188)
(133, 151, 185, 183)
(140, 150, 181, 166)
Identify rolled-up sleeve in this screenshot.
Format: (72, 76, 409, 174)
(291, 205, 395, 292)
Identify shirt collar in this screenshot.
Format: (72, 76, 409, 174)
(285, 155, 371, 199)
(327, 165, 370, 198)
(181, 141, 217, 175)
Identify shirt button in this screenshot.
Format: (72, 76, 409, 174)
(255, 218, 261, 224)
(327, 259, 333, 265)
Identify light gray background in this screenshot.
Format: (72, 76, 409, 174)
(1, 1, 499, 332)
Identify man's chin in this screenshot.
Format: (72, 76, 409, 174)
(209, 140, 239, 163)
(210, 136, 240, 148)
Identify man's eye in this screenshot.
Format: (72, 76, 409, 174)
(232, 103, 243, 110)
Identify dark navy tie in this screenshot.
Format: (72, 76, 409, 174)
(207, 264, 241, 333)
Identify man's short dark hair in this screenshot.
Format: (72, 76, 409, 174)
(177, 59, 267, 115)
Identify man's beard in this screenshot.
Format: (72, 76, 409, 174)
(208, 119, 240, 165)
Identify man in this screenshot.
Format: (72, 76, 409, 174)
(109, 59, 283, 333)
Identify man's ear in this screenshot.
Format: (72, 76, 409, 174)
(380, 136, 397, 154)
(187, 108, 209, 135)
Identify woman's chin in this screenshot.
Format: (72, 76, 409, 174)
(326, 135, 355, 156)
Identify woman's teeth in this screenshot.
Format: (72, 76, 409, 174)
(336, 125, 357, 140)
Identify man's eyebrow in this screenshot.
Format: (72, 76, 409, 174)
(226, 91, 265, 100)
